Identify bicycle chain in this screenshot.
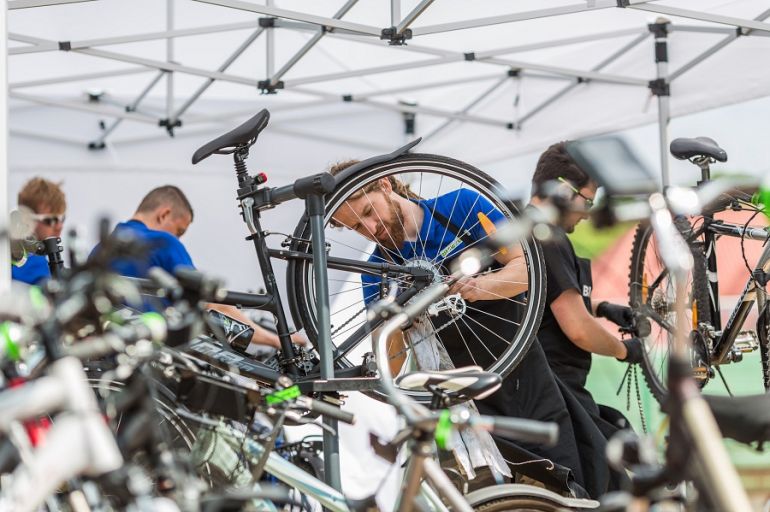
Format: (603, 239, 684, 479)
(624, 364, 648, 434)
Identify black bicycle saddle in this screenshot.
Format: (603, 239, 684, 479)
(705, 393, 770, 445)
(669, 137, 727, 162)
(192, 109, 270, 164)
(395, 366, 502, 401)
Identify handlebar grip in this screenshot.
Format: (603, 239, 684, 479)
(302, 397, 356, 425)
(488, 416, 559, 447)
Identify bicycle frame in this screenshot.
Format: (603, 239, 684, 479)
(691, 210, 770, 365)
(205, 421, 457, 512)
(0, 357, 124, 512)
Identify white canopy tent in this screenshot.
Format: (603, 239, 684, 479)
(5, 0, 770, 289)
(6, 0, 770, 167)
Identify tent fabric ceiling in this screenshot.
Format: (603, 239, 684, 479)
(7, 0, 770, 164)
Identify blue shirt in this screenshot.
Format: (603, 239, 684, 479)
(90, 219, 195, 278)
(11, 254, 50, 285)
(362, 189, 505, 304)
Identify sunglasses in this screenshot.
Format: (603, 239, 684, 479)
(557, 177, 594, 209)
(32, 213, 65, 226)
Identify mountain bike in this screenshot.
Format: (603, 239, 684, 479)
(627, 136, 769, 402)
(189, 109, 546, 405)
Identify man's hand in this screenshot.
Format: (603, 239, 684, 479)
(448, 276, 486, 302)
(617, 337, 645, 364)
(597, 301, 634, 328)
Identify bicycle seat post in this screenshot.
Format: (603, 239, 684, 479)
(693, 156, 712, 185)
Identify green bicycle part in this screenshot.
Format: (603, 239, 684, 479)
(435, 409, 453, 450)
(0, 323, 21, 362)
(266, 385, 301, 405)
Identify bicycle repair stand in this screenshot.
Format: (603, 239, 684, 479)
(234, 150, 346, 492)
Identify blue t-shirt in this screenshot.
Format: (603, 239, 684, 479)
(361, 189, 505, 304)
(11, 254, 50, 285)
(90, 219, 195, 278)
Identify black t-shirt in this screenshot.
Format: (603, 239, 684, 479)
(538, 225, 594, 384)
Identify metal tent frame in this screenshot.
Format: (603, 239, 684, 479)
(6, 0, 770, 186)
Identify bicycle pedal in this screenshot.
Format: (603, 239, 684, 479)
(734, 330, 759, 353)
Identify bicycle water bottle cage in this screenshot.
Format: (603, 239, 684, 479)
(191, 109, 271, 164)
(669, 137, 727, 163)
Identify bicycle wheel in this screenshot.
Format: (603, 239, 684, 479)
(287, 153, 546, 403)
(628, 217, 711, 403)
(629, 190, 770, 402)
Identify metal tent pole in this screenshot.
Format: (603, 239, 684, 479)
(0, 2, 8, 293)
(650, 20, 671, 188)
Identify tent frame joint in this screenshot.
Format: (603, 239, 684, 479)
(648, 20, 670, 38)
(648, 78, 670, 96)
(259, 17, 276, 28)
(58, 40, 71, 51)
(258, 79, 284, 94)
(158, 117, 183, 136)
(380, 26, 412, 45)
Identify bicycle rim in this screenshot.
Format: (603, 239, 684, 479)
(287, 154, 545, 404)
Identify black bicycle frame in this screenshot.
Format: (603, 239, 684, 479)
(698, 218, 770, 364)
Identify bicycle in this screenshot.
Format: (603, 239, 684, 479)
(188, 108, 546, 405)
(627, 136, 770, 402)
(567, 135, 755, 512)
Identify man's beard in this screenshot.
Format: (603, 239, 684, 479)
(378, 199, 407, 251)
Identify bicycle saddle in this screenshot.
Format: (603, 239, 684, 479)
(395, 366, 502, 401)
(669, 137, 727, 162)
(192, 109, 270, 164)
(704, 394, 770, 445)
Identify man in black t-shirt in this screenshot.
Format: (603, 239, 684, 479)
(529, 141, 645, 491)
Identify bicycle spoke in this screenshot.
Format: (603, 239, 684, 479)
(464, 304, 522, 327)
(455, 314, 506, 359)
(361, 189, 410, 263)
(432, 181, 465, 261)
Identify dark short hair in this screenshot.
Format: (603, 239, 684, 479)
(136, 185, 194, 221)
(531, 141, 591, 198)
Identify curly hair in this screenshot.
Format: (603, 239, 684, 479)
(327, 160, 421, 228)
(18, 177, 66, 214)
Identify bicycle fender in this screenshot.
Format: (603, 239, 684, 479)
(331, 138, 421, 187)
(465, 484, 600, 510)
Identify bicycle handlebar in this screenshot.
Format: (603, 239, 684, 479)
(64, 314, 167, 360)
(473, 415, 559, 447)
(269, 172, 336, 206)
(296, 396, 356, 425)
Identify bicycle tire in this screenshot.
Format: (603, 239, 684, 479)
(628, 218, 713, 403)
(287, 153, 546, 404)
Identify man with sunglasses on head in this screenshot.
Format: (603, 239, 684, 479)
(529, 141, 645, 491)
(12, 177, 67, 285)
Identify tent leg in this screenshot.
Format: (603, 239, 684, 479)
(0, 3, 8, 292)
(650, 20, 671, 189)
